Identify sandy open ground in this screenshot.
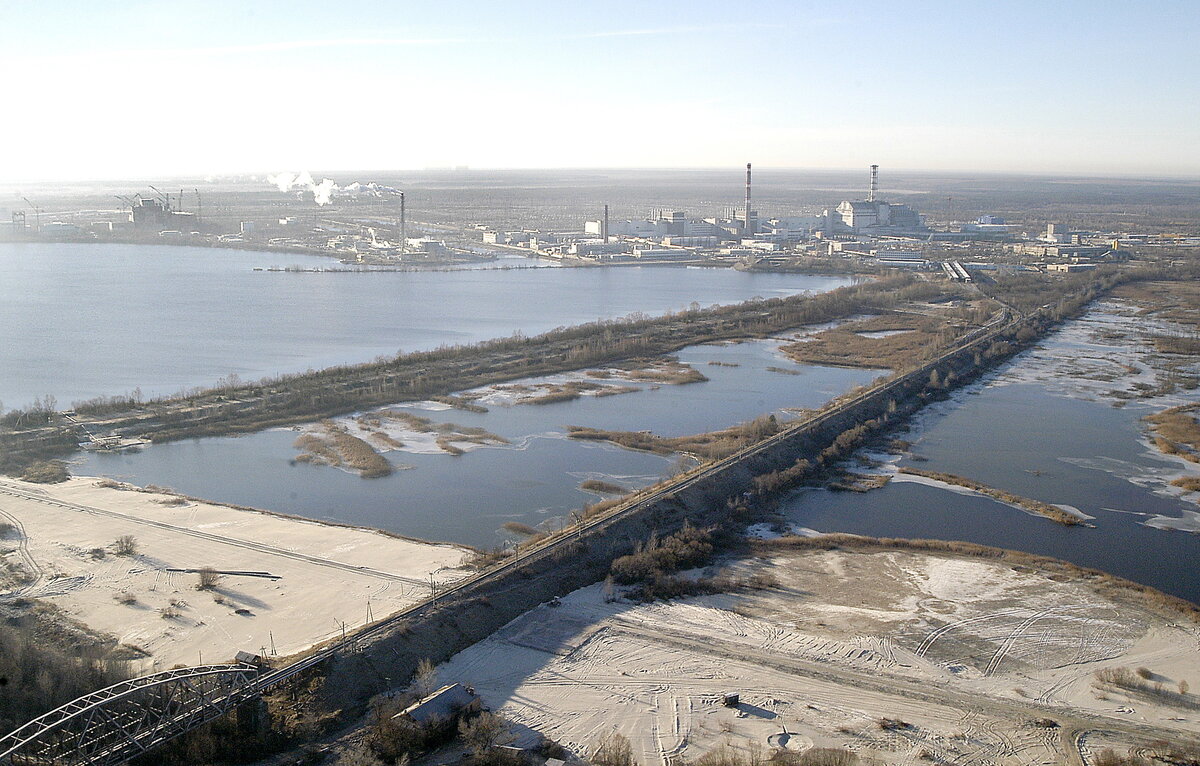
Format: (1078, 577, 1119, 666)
(436, 546, 1200, 766)
(0, 477, 468, 671)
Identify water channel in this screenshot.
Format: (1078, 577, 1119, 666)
(780, 303, 1200, 604)
(79, 338, 880, 547)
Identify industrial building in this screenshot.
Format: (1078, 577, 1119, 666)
(825, 165, 923, 233)
(130, 197, 196, 231)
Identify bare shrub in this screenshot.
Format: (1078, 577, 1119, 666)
(114, 535, 138, 556)
(610, 523, 714, 585)
(459, 711, 514, 760)
(367, 702, 426, 762)
(780, 748, 858, 766)
(0, 620, 129, 737)
(592, 732, 635, 766)
(1136, 667, 1153, 680)
(692, 741, 768, 766)
(19, 460, 69, 484)
(115, 591, 137, 605)
(1094, 748, 1151, 766)
(197, 567, 221, 590)
(744, 572, 779, 590)
(336, 740, 385, 766)
(1097, 666, 1139, 688)
(412, 658, 437, 699)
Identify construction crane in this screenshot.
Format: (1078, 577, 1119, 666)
(21, 197, 41, 232)
(147, 185, 173, 210)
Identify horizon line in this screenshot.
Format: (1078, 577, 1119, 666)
(3, 165, 1199, 187)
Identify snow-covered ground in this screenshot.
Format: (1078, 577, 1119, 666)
(0, 477, 468, 671)
(435, 547, 1200, 765)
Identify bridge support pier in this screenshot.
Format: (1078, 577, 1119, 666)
(237, 696, 268, 737)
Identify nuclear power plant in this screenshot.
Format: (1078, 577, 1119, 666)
(521, 163, 925, 263)
(827, 165, 923, 233)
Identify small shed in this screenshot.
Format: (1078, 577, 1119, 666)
(394, 683, 480, 728)
(234, 651, 268, 669)
(721, 693, 739, 708)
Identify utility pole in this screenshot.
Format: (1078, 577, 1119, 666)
(399, 192, 406, 253)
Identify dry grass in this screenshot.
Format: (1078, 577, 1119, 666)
(828, 472, 891, 492)
(580, 479, 628, 495)
(361, 410, 507, 455)
(369, 431, 405, 449)
(1170, 476, 1200, 492)
(568, 414, 781, 461)
(1146, 405, 1200, 462)
(377, 410, 438, 432)
(517, 380, 639, 405)
(436, 438, 465, 456)
(501, 521, 540, 537)
(1114, 280, 1200, 328)
(592, 385, 639, 397)
(430, 394, 488, 413)
(582, 497, 626, 520)
(293, 422, 393, 478)
(899, 467, 1085, 526)
(780, 312, 961, 370)
(608, 358, 709, 385)
(19, 460, 69, 484)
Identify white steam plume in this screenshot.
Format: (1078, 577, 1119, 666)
(267, 172, 403, 206)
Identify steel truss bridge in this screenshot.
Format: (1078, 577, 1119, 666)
(0, 664, 264, 766)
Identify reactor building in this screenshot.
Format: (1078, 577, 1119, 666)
(826, 165, 923, 233)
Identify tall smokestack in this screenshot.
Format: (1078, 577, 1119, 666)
(399, 191, 406, 253)
(868, 164, 879, 202)
(744, 162, 753, 236)
(602, 204, 610, 243)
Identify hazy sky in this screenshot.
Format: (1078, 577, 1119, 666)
(2, 0, 1197, 181)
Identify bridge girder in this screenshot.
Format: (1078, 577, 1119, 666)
(0, 664, 261, 766)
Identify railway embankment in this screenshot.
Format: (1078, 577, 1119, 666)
(299, 301, 1053, 714)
